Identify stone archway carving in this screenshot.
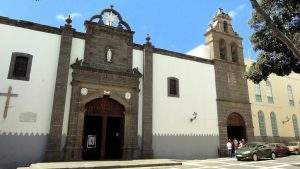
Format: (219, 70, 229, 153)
(227, 112, 245, 127)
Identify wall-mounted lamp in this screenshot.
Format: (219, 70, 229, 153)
(190, 112, 198, 122)
(282, 116, 290, 124)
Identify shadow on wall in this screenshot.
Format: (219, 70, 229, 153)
(153, 134, 219, 159)
(0, 133, 48, 169)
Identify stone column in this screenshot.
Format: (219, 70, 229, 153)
(44, 17, 74, 161)
(123, 90, 140, 159)
(64, 81, 84, 161)
(141, 35, 154, 158)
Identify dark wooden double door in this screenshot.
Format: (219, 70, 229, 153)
(82, 97, 125, 160)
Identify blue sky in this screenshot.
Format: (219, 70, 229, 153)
(0, 0, 256, 60)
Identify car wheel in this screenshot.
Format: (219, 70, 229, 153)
(237, 158, 241, 161)
(295, 150, 299, 155)
(271, 152, 276, 160)
(253, 154, 258, 161)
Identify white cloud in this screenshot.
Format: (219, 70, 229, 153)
(229, 3, 246, 18)
(56, 12, 82, 21)
(228, 11, 237, 18)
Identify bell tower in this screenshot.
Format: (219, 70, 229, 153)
(205, 8, 254, 156)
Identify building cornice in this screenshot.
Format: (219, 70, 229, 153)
(133, 44, 213, 65)
(0, 16, 85, 39)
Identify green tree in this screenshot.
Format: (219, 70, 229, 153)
(245, 0, 300, 83)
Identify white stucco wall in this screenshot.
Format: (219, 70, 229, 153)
(132, 49, 144, 138)
(0, 23, 61, 135)
(62, 38, 85, 136)
(152, 53, 218, 135)
(152, 53, 219, 159)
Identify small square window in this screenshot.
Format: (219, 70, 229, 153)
(8, 52, 33, 81)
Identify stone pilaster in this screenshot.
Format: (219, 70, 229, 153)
(141, 35, 154, 158)
(45, 20, 74, 161)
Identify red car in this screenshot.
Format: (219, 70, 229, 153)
(268, 143, 289, 157)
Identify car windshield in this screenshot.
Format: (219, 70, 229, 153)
(288, 143, 297, 146)
(246, 143, 258, 148)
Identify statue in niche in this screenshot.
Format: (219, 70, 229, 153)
(106, 48, 112, 62)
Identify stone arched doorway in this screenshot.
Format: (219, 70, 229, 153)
(82, 96, 125, 160)
(227, 113, 246, 141)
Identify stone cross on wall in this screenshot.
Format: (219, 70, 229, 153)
(0, 86, 18, 119)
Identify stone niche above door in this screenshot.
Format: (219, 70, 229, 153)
(82, 7, 134, 73)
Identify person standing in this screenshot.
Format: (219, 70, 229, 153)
(233, 138, 238, 149)
(226, 139, 233, 158)
(233, 138, 238, 155)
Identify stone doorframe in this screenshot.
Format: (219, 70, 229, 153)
(218, 108, 254, 156)
(64, 64, 141, 161)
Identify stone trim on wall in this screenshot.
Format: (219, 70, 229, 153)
(254, 136, 300, 143)
(64, 66, 141, 161)
(141, 41, 154, 158)
(44, 24, 74, 162)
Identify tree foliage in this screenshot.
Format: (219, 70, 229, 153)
(245, 0, 300, 83)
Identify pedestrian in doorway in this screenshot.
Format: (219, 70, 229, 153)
(242, 138, 246, 146)
(233, 138, 238, 155)
(226, 139, 233, 158)
(238, 140, 243, 149)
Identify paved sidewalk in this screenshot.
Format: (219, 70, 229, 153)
(133, 155, 300, 169)
(18, 159, 182, 169)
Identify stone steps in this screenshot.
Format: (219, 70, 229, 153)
(18, 159, 182, 169)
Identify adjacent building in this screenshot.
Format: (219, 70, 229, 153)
(246, 59, 300, 143)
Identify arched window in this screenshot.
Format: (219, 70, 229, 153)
(219, 39, 227, 60)
(270, 112, 278, 136)
(258, 111, 267, 136)
(223, 21, 228, 32)
(230, 43, 238, 63)
(167, 77, 179, 97)
(292, 114, 300, 138)
(254, 83, 262, 102)
(266, 80, 274, 104)
(287, 85, 294, 106)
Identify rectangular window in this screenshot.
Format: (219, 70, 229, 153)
(289, 100, 295, 107)
(168, 77, 179, 97)
(7, 52, 33, 81)
(267, 96, 274, 104)
(255, 94, 262, 102)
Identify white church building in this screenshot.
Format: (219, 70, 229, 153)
(0, 7, 254, 169)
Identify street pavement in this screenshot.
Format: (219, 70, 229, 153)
(128, 155, 300, 169)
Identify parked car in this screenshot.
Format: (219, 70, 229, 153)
(268, 143, 289, 157)
(235, 142, 276, 161)
(287, 142, 300, 155)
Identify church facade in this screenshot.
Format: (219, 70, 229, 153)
(0, 7, 254, 169)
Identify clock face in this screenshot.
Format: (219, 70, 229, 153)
(102, 11, 119, 27)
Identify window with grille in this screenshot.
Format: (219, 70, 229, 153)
(270, 112, 279, 136)
(254, 84, 262, 102)
(167, 77, 179, 97)
(266, 80, 274, 104)
(258, 111, 267, 136)
(292, 114, 300, 138)
(287, 85, 294, 107)
(8, 52, 33, 81)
